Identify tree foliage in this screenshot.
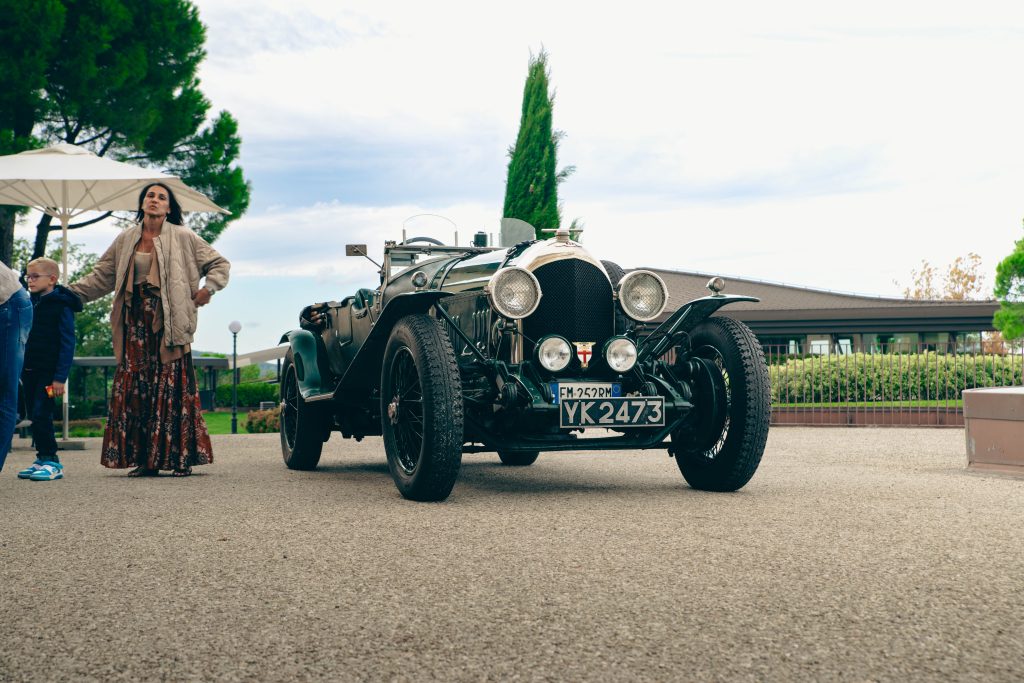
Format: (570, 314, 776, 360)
(0, 0, 65, 266)
(0, 0, 250, 264)
(502, 50, 575, 239)
(993, 227, 1024, 340)
(898, 253, 986, 301)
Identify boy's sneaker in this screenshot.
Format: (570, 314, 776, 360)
(17, 460, 46, 479)
(29, 462, 64, 481)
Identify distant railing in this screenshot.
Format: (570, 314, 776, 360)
(63, 356, 229, 419)
(60, 343, 1024, 427)
(765, 342, 1024, 427)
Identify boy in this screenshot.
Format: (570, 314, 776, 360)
(17, 257, 81, 481)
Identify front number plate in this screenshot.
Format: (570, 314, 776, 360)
(560, 397, 665, 428)
(550, 382, 621, 403)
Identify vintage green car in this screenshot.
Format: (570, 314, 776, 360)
(279, 226, 770, 501)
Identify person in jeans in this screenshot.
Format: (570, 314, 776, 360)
(17, 257, 80, 481)
(0, 261, 33, 472)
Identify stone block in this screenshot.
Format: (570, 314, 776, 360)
(963, 387, 1024, 476)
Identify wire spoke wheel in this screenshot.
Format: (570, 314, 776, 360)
(279, 350, 326, 470)
(672, 318, 771, 492)
(282, 364, 299, 449)
(388, 347, 425, 473)
(381, 314, 464, 501)
(693, 344, 731, 460)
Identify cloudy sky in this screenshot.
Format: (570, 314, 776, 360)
(17, 1, 1024, 353)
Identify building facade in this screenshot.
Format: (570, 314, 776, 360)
(650, 268, 999, 354)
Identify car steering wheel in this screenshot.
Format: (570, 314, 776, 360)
(399, 236, 446, 246)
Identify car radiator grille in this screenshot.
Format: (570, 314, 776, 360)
(523, 258, 613, 369)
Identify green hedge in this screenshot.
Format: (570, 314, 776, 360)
(770, 352, 1023, 403)
(215, 382, 279, 408)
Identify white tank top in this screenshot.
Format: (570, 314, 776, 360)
(133, 251, 153, 284)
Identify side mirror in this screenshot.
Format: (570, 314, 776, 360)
(346, 244, 383, 274)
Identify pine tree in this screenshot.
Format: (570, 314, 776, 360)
(502, 50, 575, 239)
(0, 0, 250, 264)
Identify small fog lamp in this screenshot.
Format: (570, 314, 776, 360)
(604, 337, 638, 373)
(537, 336, 572, 372)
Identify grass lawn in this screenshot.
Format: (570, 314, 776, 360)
(203, 411, 249, 435)
(773, 399, 964, 409)
(65, 410, 258, 437)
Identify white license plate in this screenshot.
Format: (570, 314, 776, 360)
(559, 397, 665, 428)
(551, 382, 621, 403)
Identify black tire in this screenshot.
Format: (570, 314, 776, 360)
(673, 317, 770, 491)
(602, 260, 626, 285)
(601, 260, 630, 334)
(280, 351, 328, 470)
(381, 314, 464, 501)
(497, 450, 539, 467)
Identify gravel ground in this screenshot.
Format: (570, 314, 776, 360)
(1, 428, 1021, 682)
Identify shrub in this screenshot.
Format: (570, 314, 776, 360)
(67, 399, 108, 420)
(216, 381, 279, 408)
(769, 351, 1024, 403)
(245, 406, 281, 433)
(53, 418, 106, 438)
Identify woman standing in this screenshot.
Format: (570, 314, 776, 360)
(70, 183, 230, 476)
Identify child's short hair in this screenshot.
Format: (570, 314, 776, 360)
(27, 257, 60, 279)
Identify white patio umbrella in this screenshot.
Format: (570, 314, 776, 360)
(0, 143, 228, 285)
(0, 142, 230, 441)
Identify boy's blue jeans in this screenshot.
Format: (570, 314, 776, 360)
(22, 369, 59, 462)
(0, 288, 33, 471)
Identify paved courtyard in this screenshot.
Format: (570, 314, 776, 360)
(1, 427, 1021, 682)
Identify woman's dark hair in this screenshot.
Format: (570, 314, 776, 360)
(135, 182, 184, 225)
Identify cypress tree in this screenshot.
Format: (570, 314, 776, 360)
(502, 50, 575, 239)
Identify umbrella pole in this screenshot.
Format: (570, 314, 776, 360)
(61, 208, 69, 442)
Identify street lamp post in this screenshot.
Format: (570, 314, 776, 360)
(229, 320, 242, 434)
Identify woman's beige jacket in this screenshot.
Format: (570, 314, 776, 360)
(70, 222, 230, 361)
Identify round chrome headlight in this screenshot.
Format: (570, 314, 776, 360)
(536, 336, 572, 372)
(487, 267, 542, 319)
(617, 270, 668, 322)
(603, 337, 637, 373)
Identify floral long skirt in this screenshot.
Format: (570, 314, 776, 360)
(101, 287, 213, 470)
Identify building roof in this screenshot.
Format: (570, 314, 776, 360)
(647, 268, 999, 335)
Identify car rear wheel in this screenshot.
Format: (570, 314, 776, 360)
(672, 317, 770, 491)
(497, 450, 539, 466)
(280, 351, 328, 470)
(381, 314, 464, 501)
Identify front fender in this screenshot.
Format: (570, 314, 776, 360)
(638, 294, 759, 362)
(279, 329, 327, 400)
(335, 291, 454, 395)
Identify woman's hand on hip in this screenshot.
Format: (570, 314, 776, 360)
(191, 287, 212, 307)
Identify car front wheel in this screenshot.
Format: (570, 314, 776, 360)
(672, 317, 770, 491)
(381, 314, 464, 501)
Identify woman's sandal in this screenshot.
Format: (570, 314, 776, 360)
(127, 466, 158, 477)
(172, 467, 192, 477)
